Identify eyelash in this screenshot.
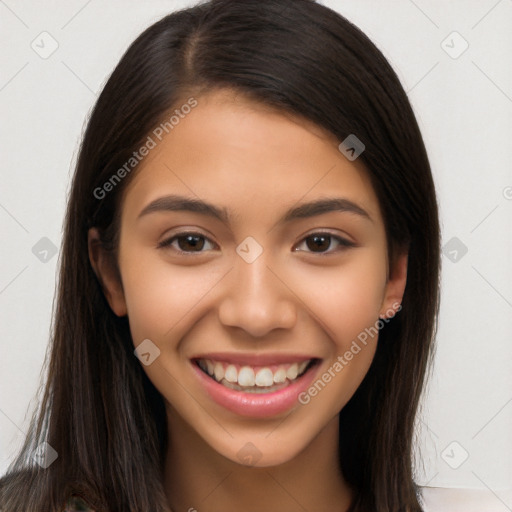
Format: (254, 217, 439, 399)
(157, 231, 356, 256)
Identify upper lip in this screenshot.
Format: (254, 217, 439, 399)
(191, 352, 319, 366)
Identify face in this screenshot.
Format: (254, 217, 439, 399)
(89, 89, 407, 467)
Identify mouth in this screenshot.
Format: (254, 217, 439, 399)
(194, 357, 318, 393)
(190, 355, 321, 418)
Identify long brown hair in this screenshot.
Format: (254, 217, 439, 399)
(0, 1, 440, 510)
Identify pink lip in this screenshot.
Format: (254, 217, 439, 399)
(191, 358, 320, 418)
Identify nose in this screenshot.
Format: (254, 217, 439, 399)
(217, 251, 298, 338)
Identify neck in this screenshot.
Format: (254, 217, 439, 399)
(163, 410, 354, 512)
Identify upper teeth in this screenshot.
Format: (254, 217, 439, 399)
(198, 359, 311, 387)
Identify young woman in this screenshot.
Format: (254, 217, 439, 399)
(0, 0, 440, 511)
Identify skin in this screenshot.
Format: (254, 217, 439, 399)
(89, 89, 407, 512)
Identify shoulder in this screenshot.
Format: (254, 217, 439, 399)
(64, 495, 96, 511)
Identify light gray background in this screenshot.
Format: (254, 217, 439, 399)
(1, 0, 511, 508)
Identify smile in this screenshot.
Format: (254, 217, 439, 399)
(196, 358, 314, 393)
(191, 355, 321, 418)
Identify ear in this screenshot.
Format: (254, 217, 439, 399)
(379, 250, 408, 319)
(88, 227, 127, 317)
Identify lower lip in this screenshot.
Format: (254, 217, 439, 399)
(191, 360, 320, 418)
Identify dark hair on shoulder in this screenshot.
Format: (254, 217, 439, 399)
(0, 1, 440, 510)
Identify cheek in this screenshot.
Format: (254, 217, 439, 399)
(118, 251, 220, 344)
(294, 258, 387, 417)
(293, 250, 388, 346)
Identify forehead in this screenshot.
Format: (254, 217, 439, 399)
(121, 89, 382, 227)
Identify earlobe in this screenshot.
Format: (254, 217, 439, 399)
(379, 251, 408, 319)
(88, 228, 128, 317)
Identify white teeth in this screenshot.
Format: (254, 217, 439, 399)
(298, 360, 308, 374)
(238, 366, 256, 386)
(221, 379, 288, 393)
(198, 358, 313, 389)
(273, 368, 287, 384)
(214, 362, 224, 381)
(255, 368, 274, 387)
(224, 364, 238, 383)
(286, 363, 299, 380)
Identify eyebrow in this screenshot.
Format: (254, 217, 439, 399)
(137, 194, 372, 225)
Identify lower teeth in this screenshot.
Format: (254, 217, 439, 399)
(219, 378, 292, 393)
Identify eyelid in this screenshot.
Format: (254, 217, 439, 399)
(293, 231, 356, 255)
(157, 230, 218, 253)
(157, 229, 356, 256)
(297, 228, 356, 246)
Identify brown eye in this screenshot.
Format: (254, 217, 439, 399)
(157, 232, 216, 254)
(295, 233, 355, 254)
(177, 234, 205, 251)
(306, 234, 331, 252)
